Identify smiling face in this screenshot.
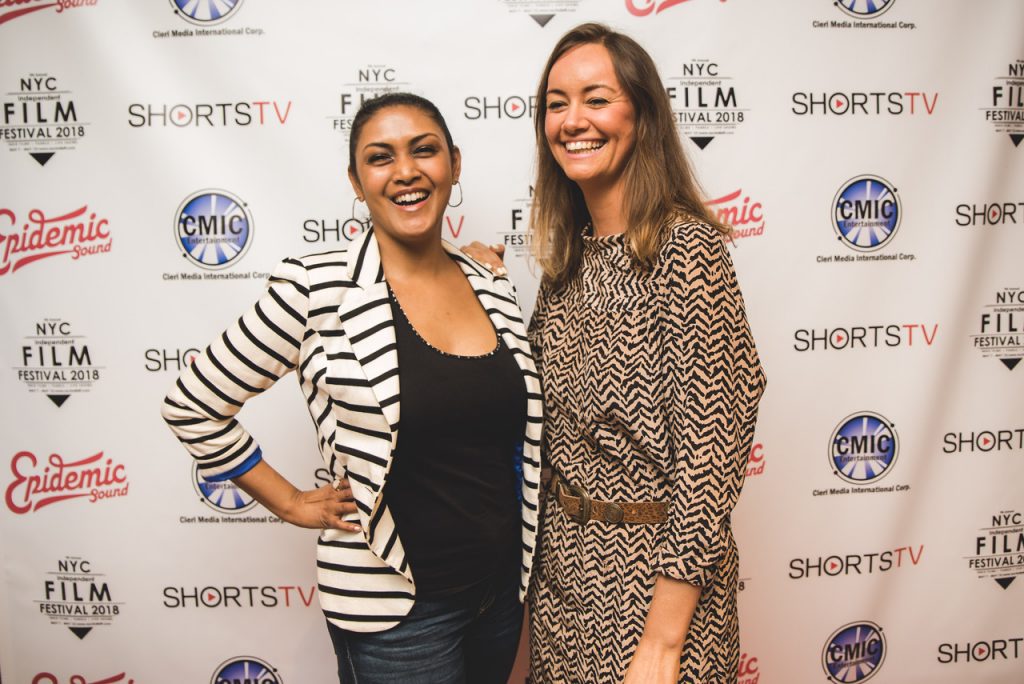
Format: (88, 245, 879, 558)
(544, 42, 636, 197)
(348, 105, 461, 246)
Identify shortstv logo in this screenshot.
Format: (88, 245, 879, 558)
(789, 545, 923, 580)
(814, 412, 910, 497)
(463, 95, 535, 121)
(211, 657, 282, 684)
(791, 90, 937, 117)
(967, 509, 1023, 590)
(0, 0, 98, 27)
(943, 428, 1023, 455)
(302, 215, 369, 244)
(33, 673, 135, 684)
(793, 323, 938, 352)
(708, 189, 764, 241)
(955, 200, 1024, 227)
(0, 205, 112, 277)
(665, 59, 747, 150)
(983, 60, 1024, 148)
(822, 621, 886, 683)
(330, 65, 408, 138)
(16, 318, 101, 407)
(128, 100, 291, 128)
(2, 73, 88, 166)
(971, 287, 1023, 371)
(36, 556, 122, 640)
(5, 450, 129, 514)
(163, 583, 317, 609)
(937, 635, 1022, 664)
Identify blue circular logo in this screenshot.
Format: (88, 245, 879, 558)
(171, 0, 244, 26)
(829, 412, 899, 484)
(211, 657, 281, 684)
(192, 461, 257, 513)
(832, 175, 901, 252)
(835, 0, 895, 19)
(175, 189, 253, 270)
(822, 622, 886, 682)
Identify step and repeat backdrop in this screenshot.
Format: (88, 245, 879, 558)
(1, 1, 1022, 682)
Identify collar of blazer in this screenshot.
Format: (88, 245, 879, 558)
(335, 228, 540, 573)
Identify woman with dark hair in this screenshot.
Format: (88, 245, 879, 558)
(162, 92, 542, 684)
(471, 22, 765, 683)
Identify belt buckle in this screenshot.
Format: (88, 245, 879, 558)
(567, 483, 591, 525)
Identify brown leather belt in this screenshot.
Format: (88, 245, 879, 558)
(550, 472, 668, 525)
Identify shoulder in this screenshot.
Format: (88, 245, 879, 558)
(660, 217, 730, 270)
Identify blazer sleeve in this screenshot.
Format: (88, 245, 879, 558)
(160, 257, 311, 482)
(654, 223, 766, 586)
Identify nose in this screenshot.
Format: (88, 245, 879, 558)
(392, 152, 421, 184)
(561, 102, 587, 136)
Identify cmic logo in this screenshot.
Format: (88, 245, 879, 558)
(170, 0, 244, 26)
(175, 189, 253, 269)
(211, 657, 282, 684)
(464, 96, 536, 120)
(832, 175, 901, 252)
(829, 412, 898, 485)
(823, 622, 886, 683)
(192, 461, 256, 513)
(626, 0, 727, 17)
(835, 0, 895, 19)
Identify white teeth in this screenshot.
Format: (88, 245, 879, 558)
(393, 191, 427, 205)
(565, 140, 605, 152)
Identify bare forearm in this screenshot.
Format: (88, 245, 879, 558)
(642, 574, 701, 650)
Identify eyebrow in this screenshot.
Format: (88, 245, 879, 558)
(362, 132, 440, 152)
(546, 83, 615, 96)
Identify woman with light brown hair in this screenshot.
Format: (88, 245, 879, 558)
(471, 22, 765, 683)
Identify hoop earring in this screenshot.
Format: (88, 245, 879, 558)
(448, 180, 463, 208)
(350, 196, 366, 221)
(342, 196, 369, 240)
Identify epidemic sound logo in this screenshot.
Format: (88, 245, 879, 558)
(737, 652, 758, 684)
(330, 65, 408, 138)
(5, 451, 129, 514)
(33, 673, 136, 684)
(822, 622, 886, 683)
(128, 100, 291, 128)
(943, 428, 1024, 454)
(464, 95, 535, 120)
(168, 0, 243, 26)
(971, 287, 1024, 370)
(968, 510, 1024, 590)
(0, 205, 111, 276)
(937, 636, 1022, 664)
(707, 189, 764, 240)
(793, 323, 938, 352)
(745, 443, 765, 478)
(174, 189, 252, 270)
(791, 91, 937, 116)
(37, 556, 122, 639)
(16, 318, 101, 407)
(626, 0, 727, 18)
(211, 657, 282, 684)
(955, 200, 1024, 227)
(665, 59, 746, 150)
(163, 584, 317, 609)
(789, 545, 923, 579)
(0, 0, 97, 27)
(1, 74, 88, 166)
(983, 60, 1024, 148)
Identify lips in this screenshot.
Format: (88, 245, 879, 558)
(563, 140, 606, 153)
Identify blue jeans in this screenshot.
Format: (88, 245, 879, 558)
(327, 572, 523, 684)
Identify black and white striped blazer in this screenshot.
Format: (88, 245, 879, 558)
(161, 229, 543, 631)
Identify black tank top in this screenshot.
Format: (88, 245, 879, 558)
(383, 286, 526, 596)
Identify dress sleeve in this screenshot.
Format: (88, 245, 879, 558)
(160, 257, 311, 482)
(527, 280, 550, 373)
(654, 224, 766, 586)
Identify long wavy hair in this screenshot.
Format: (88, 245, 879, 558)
(531, 23, 728, 289)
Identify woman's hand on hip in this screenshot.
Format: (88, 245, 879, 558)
(284, 479, 361, 532)
(461, 241, 507, 276)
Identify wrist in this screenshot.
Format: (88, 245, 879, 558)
(638, 631, 685, 654)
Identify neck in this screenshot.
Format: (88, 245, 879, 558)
(580, 179, 627, 237)
(375, 230, 452, 285)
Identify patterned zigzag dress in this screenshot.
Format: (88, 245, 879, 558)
(527, 221, 766, 684)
